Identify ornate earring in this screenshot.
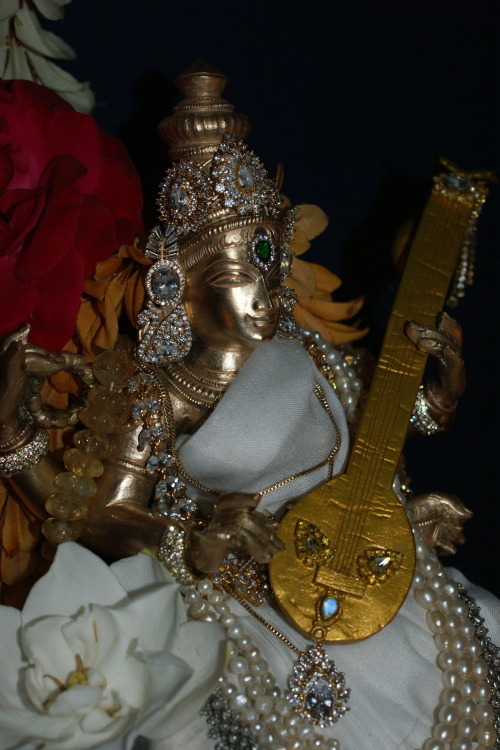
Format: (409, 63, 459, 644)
(137, 225, 193, 365)
(275, 207, 299, 338)
(273, 285, 299, 339)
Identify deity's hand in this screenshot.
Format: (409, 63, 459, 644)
(186, 492, 285, 573)
(405, 312, 465, 425)
(0, 325, 92, 439)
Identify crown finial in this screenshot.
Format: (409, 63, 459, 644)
(157, 61, 251, 164)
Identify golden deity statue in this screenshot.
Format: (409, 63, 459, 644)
(0, 62, 498, 750)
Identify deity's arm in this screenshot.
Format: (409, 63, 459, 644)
(4, 424, 170, 559)
(0, 334, 171, 559)
(406, 312, 465, 434)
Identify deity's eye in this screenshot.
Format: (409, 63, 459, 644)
(205, 259, 260, 288)
(248, 231, 277, 272)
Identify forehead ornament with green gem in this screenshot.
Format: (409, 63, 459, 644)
(249, 230, 278, 272)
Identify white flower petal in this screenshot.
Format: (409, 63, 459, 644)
(0, 0, 19, 21)
(48, 684, 102, 717)
(110, 582, 184, 652)
(22, 615, 76, 691)
(126, 649, 191, 709)
(61, 605, 128, 680)
(139, 620, 226, 740)
(23, 659, 68, 714)
(79, 705, 130, 734)
(110, 552, 174, 596)
(0, 607, 24, 706)
(0, 546, 224, 749)
(15, 5, 75, 59)
(22, 544, 126, 624)
(25, 50, 95, 113)
(3, 42, 33, 80)
(33, 0, 71, 21)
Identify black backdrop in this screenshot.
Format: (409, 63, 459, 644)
(49, 0, 499, 594)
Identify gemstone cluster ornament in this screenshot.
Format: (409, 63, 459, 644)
(157, 161, 212, 235)
(211, 135, 280, 217)
(145, 224, 178, 261)
(274, 285, 299, 339)
(287, 644, 350, 727)
(280, 206, 299, 281)
(356, 547, 403, 586)
(137, 307, 192, 365)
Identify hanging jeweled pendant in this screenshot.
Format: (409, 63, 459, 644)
(286, 644, 350, 727)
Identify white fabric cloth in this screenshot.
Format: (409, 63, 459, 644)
(178, 337, 350, 515)
(155, 337, 500, 750)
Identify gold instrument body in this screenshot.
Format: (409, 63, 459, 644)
(269, 167, 491, 644)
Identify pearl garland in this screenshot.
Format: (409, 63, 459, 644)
(412, 529, 496, 750)
(297, 328, 364, 425)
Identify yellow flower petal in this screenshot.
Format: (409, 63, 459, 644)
(287, 257, 317, 297)
(295, 204, 329, 241)
(94, 254, 124, 281)
(300, 296, 364, 322)
(125, 268, 146, 328)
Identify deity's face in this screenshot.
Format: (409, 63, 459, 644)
(183, 225, 281, 353)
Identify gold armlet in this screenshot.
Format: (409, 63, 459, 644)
(410, 385, 452, 436)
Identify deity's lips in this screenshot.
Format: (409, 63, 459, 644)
(247, 309, 278, 328)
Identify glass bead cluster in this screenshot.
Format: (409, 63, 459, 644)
(42, 350, 135, 545)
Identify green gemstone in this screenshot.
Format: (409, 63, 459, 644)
(256, 240, 271, 261)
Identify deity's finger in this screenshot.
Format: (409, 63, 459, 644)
(215, 492, 262, 514)
(437, 312, 463, 349)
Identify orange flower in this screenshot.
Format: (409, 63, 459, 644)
(286, 204, 368, 345)
(0, 483, 45, 607)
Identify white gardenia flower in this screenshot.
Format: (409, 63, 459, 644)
(0, 543, 226, 750)
(0, 0, 95, 113)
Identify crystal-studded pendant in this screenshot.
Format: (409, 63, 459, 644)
(287, 644, 350, 727)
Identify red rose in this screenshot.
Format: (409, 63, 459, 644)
(0, 80, 143, 350)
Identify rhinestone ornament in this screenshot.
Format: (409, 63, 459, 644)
(145, 259, 184, 307)
(287, 644, 350, 727)
(249, 231, 278, 272)
(157, 161, 212, 235)
(211, 135, 280, 218)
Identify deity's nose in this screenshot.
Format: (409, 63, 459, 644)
(253, 298, 271, 311)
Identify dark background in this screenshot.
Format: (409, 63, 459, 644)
(50, 0, 499, 594)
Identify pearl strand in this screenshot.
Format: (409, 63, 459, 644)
(297, 328, 364, 425)
(412, 531, 496, 750)
(186, 578, 341, 750)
